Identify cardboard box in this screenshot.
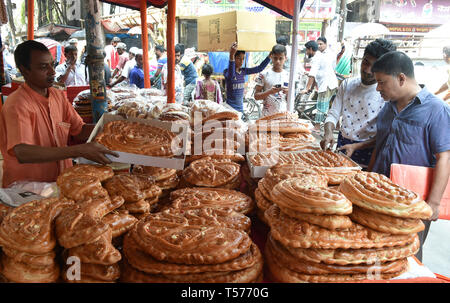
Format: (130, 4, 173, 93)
(197, 11, 276, 52)
(78, 113, 189, 170)
(246, 151, 361, 179)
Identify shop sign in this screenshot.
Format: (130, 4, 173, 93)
(379, 0, 450, 25)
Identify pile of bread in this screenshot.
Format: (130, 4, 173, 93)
(257, 164, 432, 282)
(247, 112, 319, 153)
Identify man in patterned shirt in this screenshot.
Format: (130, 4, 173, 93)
(320, 39, 396, 167)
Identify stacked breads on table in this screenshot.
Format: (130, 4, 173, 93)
(0, 109, 435, 283)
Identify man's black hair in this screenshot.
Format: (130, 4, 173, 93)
(64, 45, 77, 55)
(364, 38, 397, 59)
(155, 44, 166, 52)
(304, 40, 318, 52)
(271, 44, 286, 55)
(235, 50, 246, 57)
(175, 43, 185, 55)
(444, 46, 450, 57)
(276, 36, 288, 46)
(14, 40, 50, 70)
(202, 63, 213, 77)
(371, 51, 415, 78)
(317, 36, 327, 44)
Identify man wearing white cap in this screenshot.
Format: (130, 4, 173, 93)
(109, 46, 138, 88)
(111, 42, 129, 79)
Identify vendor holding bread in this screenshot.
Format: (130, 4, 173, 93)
(368, 51, 450, 261)
(0, 40, 118, 188)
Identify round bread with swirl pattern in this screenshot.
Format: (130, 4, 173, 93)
(103, 174, 162, 203)
(169, 187, 254, 215)
(123, 232, 258, 274)
(260, 164, 327, 199)
(265, 241, 409, 283)
(278, 233, 420, 266)
(77, 196, 125, 219)
(350, 205, 425, 235)
(250, 119, 312, 134)
(56, 164, 114, 187)
(271, 178, 352, 215)
(0, 197, 73, 254)
(130, 210, 252, 265)
(95, 120, 180, 157)
(255, 111, 299, 122)
(266, 234, 408, 275)
(132, 165, 177, 183)
(265, 205, 416, 249)
(120, 254, 263, 283)
(2, 247, 56, 267)
(1, 254, 60, 283)
(182, 157, 240, 188)
(338, 172, 433, 219)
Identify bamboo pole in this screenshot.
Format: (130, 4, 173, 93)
(140, 0, 151, 88)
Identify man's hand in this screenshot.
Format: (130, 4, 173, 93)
(320, 125, 335, 150)
(76, 142, 119, 165)
(427, 201, 440, 221)
(337, 143, 360, 158)
(271, 86, 283, 94)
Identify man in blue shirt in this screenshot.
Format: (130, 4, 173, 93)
(129, 50, 144, 89)
(369, 51, 450, 261)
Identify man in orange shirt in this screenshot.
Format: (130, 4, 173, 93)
(0, 40, 118, 188)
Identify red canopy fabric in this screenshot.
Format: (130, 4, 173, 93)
(99, 0, 167, 10)
(253, 0, 305, 19)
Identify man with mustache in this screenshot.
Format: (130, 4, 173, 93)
(320, 39, 396, 167)
(0, 40, 118, 188)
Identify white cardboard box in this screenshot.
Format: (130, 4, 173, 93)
(78, 113, 189, 170)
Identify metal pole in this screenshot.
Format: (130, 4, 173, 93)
(166, 0, 176, 103)
(84, 0, 108, 123)
(140, 0, 151, 88)
(287, 0, 301, 113)
(27, 0, 34, 40)
(338, 0, 347, 42)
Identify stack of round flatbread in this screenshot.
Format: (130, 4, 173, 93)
(120, 208, 263, 283)
(259, 166, 430, 282)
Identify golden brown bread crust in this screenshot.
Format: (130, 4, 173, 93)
(265, 243, 409, 283)
(67, 229, 121, 265)
(185, 153, 245, 164)
(55, 206, 109, 249)
(1, 254, 60, 283)
(279, 208, 353, 230)
(260, 164, 324, 188)
(255, 188, 273, 213)
(265, 205, 416, 249)
(201, 111, 240, 124)
(0, 198, 73, 254)
(59, 175, 109, 202)
(349, 205, 425, 235)
(182, 157, 241, 188)
(95, 120, 180, 157)
(57, 164, 114, 186)
(279, 233, 420, 265)
(77, 196, 125, 219)
(169, 187, 254, 215)
(130, 210, 252, 265)
(250, 119, 312, 134)
(120, 253, 263, 283)
(1, 247, 56, 267)
(101, 210, 138, 238)
(123, 232, 258, 274)
(338, 172, 433, 219)
(266, 235, 409, 275)
(120, 199, 151, 214)
(271, 178, 353, 215)
(62, 262, 120, 282)
(0, 203, 11, 225)
(103, 174, 162, 203)
(255, 111, 299, 122)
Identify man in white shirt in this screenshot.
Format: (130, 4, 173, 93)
(317, 36, 336, 70)
(55, 45, 88, 86)
(161, 50, 184, 104)
(104, 37, 120, 71)
(254, 44, 290, 117)
(320, 39, 397, 167)
(109, 47, 138, 88)
(301, 40, 338, 131)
